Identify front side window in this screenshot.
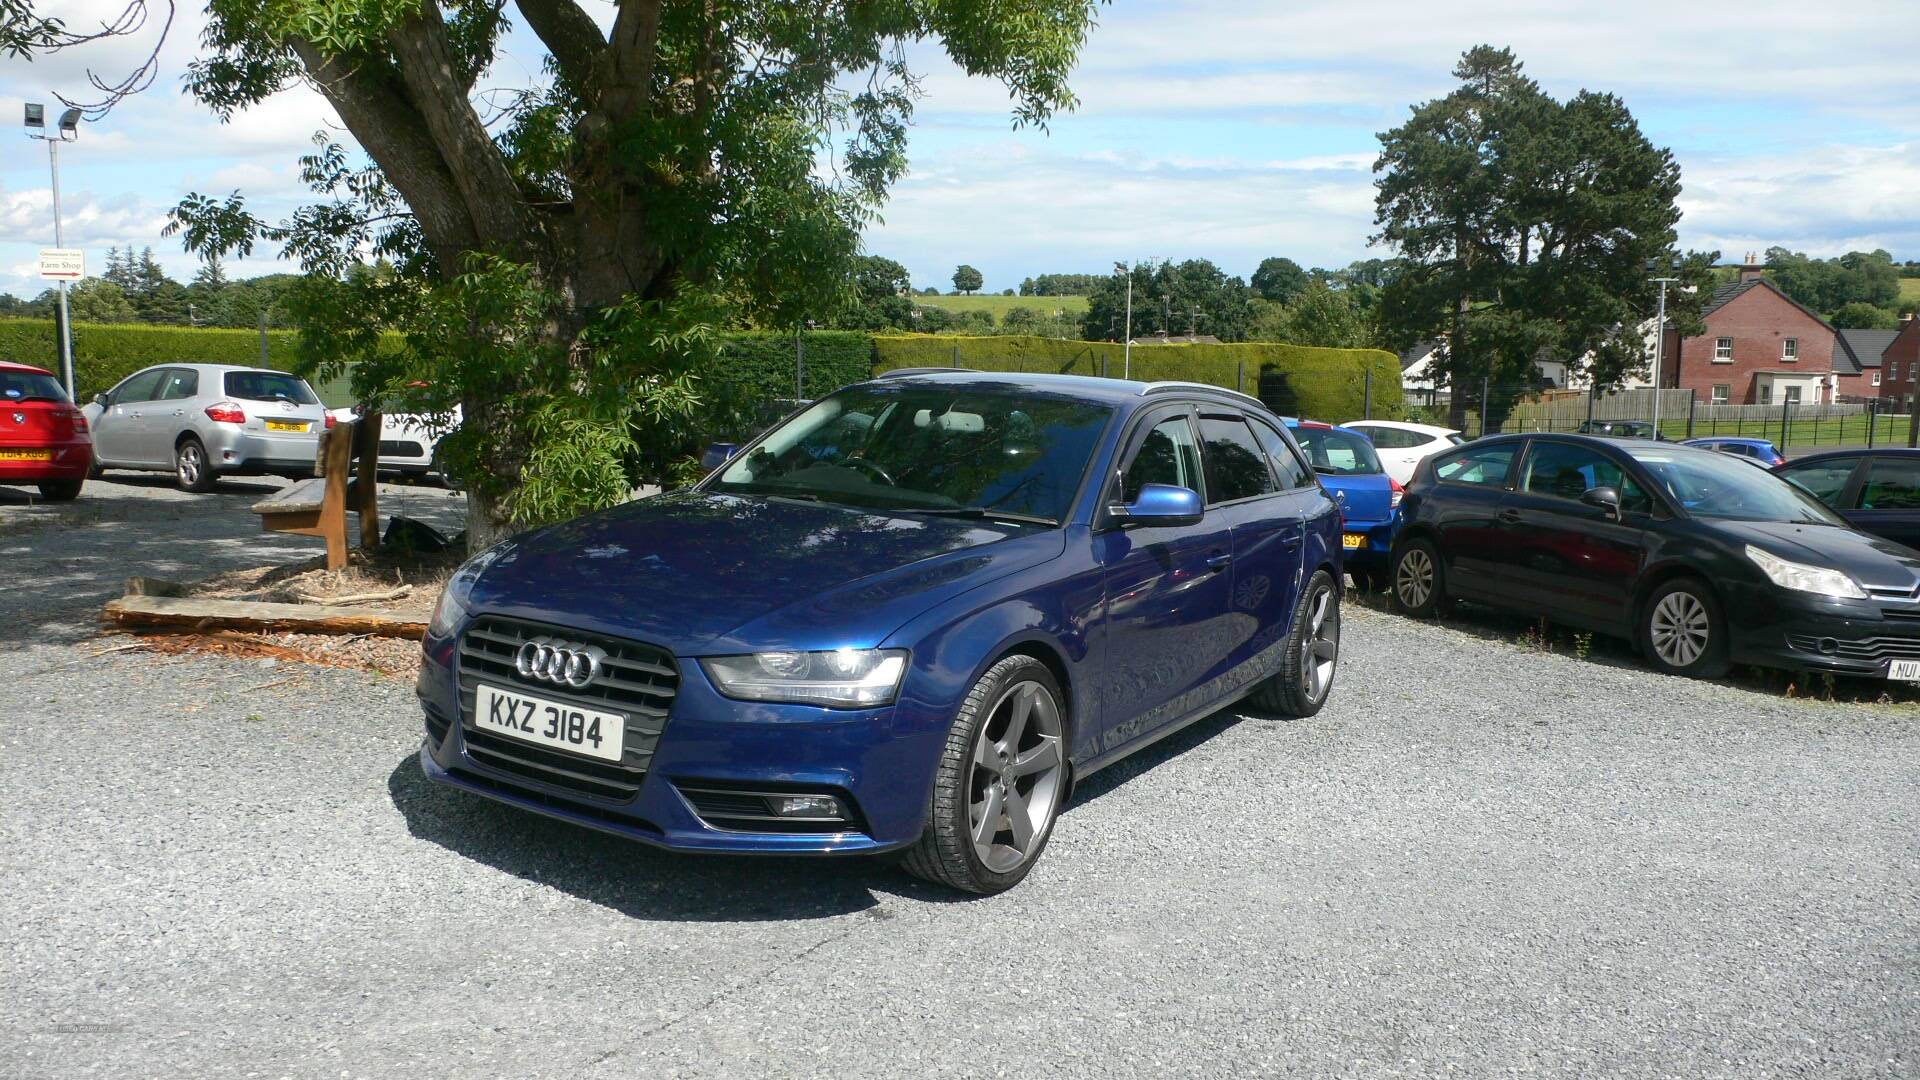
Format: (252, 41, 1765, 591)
(1248, 417, 1313, 490)
(1291, 426, 1384, 476)
(224, 371, 318, 404)
(1782, 338, 1798, 360)
(715, 383, 1113, 523)
(1713, 338, 1734, 362)
(1860, 457, 1920, 511)
(1197, 415, 1277, 505)
(1520, 442, 1652, 513)
(1119, 415, 1205, 504)
(1778, 457, 1860, 506)
(1711, 384, 1730, 404)
(111, 368, 167, 404)
(1433, 443, 1518, 488)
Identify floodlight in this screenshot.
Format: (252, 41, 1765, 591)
(24, 103, 45, 129)
(57, 108, 81, 135)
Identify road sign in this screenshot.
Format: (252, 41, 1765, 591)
(39, 248, 84, 280)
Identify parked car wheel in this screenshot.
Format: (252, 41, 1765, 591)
(36, 478, 83, 502)
(1638, 577, 1730, 679)
(175, 436, 217, 493)
(1347, 567, 1379, 594)
(87, 459, 104, 480)
(1251, 568, 1340, 718)
(431, 446, 462, 491)
(1391, 538, 1451, 617)
(901, 654, 1067, 895)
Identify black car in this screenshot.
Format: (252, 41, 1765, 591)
(1775, 449, 1920, 551)
(1388, 433, 1920, 680)
(1575, 420, 1662, 439)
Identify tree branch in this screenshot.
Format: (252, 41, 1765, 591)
(603, 0, 663, 116)
(513, 0, 605, 90)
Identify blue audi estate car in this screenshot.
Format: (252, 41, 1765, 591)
(417, 371, 1344, 893)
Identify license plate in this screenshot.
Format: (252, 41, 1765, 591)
(473, 683, 625, 762)
(1889, 659, 1920, 681)
(1342, 532, 1366, 550)
(264, 419, 309, 432)
(0, 449, 53, 461)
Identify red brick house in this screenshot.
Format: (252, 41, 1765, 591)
(1662, 257, 1846, 406)
(1843, 316, 1920, 409)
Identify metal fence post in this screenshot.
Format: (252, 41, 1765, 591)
(1237, 359, 1244, 394)
(1363, 368, 1372, 418)
(1780, 398, 1790, 450)
(1481, 375, 1491, 437)
(1686, 391, 1697, 439)
(1869, 400, 1878, 448)
(795, 329, 806, 398)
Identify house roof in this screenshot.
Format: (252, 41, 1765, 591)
(1837, 329, 1899, 370)
(1701, 276, 1838, 337)
(1400, 340, 1440, 371)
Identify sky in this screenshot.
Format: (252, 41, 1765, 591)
(2, 0, 1917, 301)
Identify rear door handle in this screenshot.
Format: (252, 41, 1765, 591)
(1205, 552, 1233, 572)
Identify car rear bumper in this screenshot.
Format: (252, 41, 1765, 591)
(1725, 586, 1920, 678)
(0, 440, 91, 482)
(206, 428, 321, 474)
(414, 632, 942, 855)
(1341, 517, 1394, 569)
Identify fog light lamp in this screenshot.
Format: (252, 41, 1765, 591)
(772, 795, 843, 818)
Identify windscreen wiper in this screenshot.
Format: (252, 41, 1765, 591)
(891, 506, 1059, 527)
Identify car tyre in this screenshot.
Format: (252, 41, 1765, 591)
(175, 436, 217, 493)
(1638, 577, 1730, 679)
(87, 458, 104, 480)
(1250, 568, 1340, 718)
(901, 654, 1068, 895)
(1391, 537, 1451, 617)
(36, 478, 83, 502)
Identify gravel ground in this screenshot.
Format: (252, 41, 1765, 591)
(4, 567, 1917, 1078)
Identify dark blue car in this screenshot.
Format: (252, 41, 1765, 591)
(417, 371, 1344, 893)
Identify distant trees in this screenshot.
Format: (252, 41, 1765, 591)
(1373, 45, 1713, 425)
(1018, 273, 1103, 296)
(1082, 259, 1253, 342)
(952, 265, 984, 295)
(1765, 248, 1902, 323)
(1833, 301, 1901, 330)
(1250, 257, 1309, 304)
(1249, 280, 1372, 348)
(833, 255, 915, 331)
(65, 278, 139, 323)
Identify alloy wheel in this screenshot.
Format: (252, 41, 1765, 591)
(1396, 548, 1434, 608)
(968, 680, 1065, 874)
(1649, 591, 1710, 667)
(1300, 584, 1340, 704)
(177, 444, 203, 487)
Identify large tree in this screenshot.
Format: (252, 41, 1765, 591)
(1082, 259, 1253, 343)
(13, 0, 1100, 544)
(1373, 46, 1714, 427)
(1250, 256, 1308, 304)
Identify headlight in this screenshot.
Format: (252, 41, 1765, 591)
(427, 539, 515, 638)
(701, 649, 909, 708)
(1745, 545, 1867, 600)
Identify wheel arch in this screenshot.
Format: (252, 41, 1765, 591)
(1630, 560, 1719, 626)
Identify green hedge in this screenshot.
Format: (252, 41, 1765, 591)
(712, 331, 873, 400)
(0, 317, 308, 402)
(871, 335, 1402, 421)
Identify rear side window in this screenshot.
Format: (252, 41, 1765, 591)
(112, 368, 166, 404)
(1362, 426, 1425, 450)
(1434, 444, 1517, 488)
(0, 369, 69, 403)
(1248, 417, 1313, 490)
(1120, 415, 1205, 503)
(155, 369, 200, 401)
(225, 371, 318, 404)
(1860, 457, 1920, 511)
(1197, 416, 1277, 505)
(1779, 457, 1860, 506)
(1292, 426, 1384, 475)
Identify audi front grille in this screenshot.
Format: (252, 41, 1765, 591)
(455, 616, 679, 802)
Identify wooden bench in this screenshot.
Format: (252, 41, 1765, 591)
(251, 411, 381, 571)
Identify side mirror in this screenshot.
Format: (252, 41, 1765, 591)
(1109, 483, 1203, 528)
(700, 441, 740, 473)
(93, 392, 109, 407)
(1581, 486, 1621, 518)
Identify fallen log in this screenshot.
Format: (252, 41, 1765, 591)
(103, 596, 427, 639)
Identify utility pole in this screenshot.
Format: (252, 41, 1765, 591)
(1114, 261, 1134, 380)
(25, 104, 82, 398)
(1649, 273, 1681, 437)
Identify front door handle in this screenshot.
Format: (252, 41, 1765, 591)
(1498, 509, 1522, 525)
(1205, 552, 1232, 572)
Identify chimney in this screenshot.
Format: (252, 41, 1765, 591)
(1738, 251, 1765, 283)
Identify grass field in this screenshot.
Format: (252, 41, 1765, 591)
(912, 293, 1090, 317)
(1900, 278, 1920, 306)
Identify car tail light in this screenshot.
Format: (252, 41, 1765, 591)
(67, 407, 88, 433)
(1389, 477, 1405, 510)
(205, 401, 246, 424)
(324, 413, 336, 430)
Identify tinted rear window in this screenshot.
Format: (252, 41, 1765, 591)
(1292, 426, 1383, 475)
(0, 369, 69, 403)
(224, 371, 318, 404)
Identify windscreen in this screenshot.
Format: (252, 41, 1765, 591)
(0, 369, 69, 403)
(224, 371, 319, 404)
(712, 383, 1112, 524)
(1623, 445, 1846, 525)
(1291, 425, 1384, 475)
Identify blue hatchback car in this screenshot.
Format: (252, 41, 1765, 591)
(1283, 418, 1400, 590)
(417, 371, 1344, 893)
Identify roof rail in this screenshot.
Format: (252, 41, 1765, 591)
(878, 366, 975, 378)
(1140, 380, 1265, 406)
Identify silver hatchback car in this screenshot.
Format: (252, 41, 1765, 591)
(82, 364, 330, 492)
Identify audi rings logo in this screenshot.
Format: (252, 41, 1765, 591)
(514, 637, 606, 689)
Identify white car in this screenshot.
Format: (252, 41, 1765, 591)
(326, 406, 462, 487)
(1338, 420, 1464, 485)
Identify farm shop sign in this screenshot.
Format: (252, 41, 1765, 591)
(38, 248, 84, 280)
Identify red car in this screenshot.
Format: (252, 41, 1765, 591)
(0, 361, 92, 501)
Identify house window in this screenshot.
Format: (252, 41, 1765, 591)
(1710, 384, 1730, 404)
(1782, 337, 1798, 361)
(1713, 337, 1734, 362)
(1758, 384, 1772, 405)
(1874, 371, 1883, 387)
(1784, 385, 1803, 405)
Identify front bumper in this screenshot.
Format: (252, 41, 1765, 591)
(0, 440, 91, 482)
(1725, 584, 1920, 678)
(415, 631, 944, 855)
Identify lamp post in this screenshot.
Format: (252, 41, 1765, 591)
(1649, 275, 1680, 436)
(1113, 261, 1133, 380)
(25, 103, 82, 398)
